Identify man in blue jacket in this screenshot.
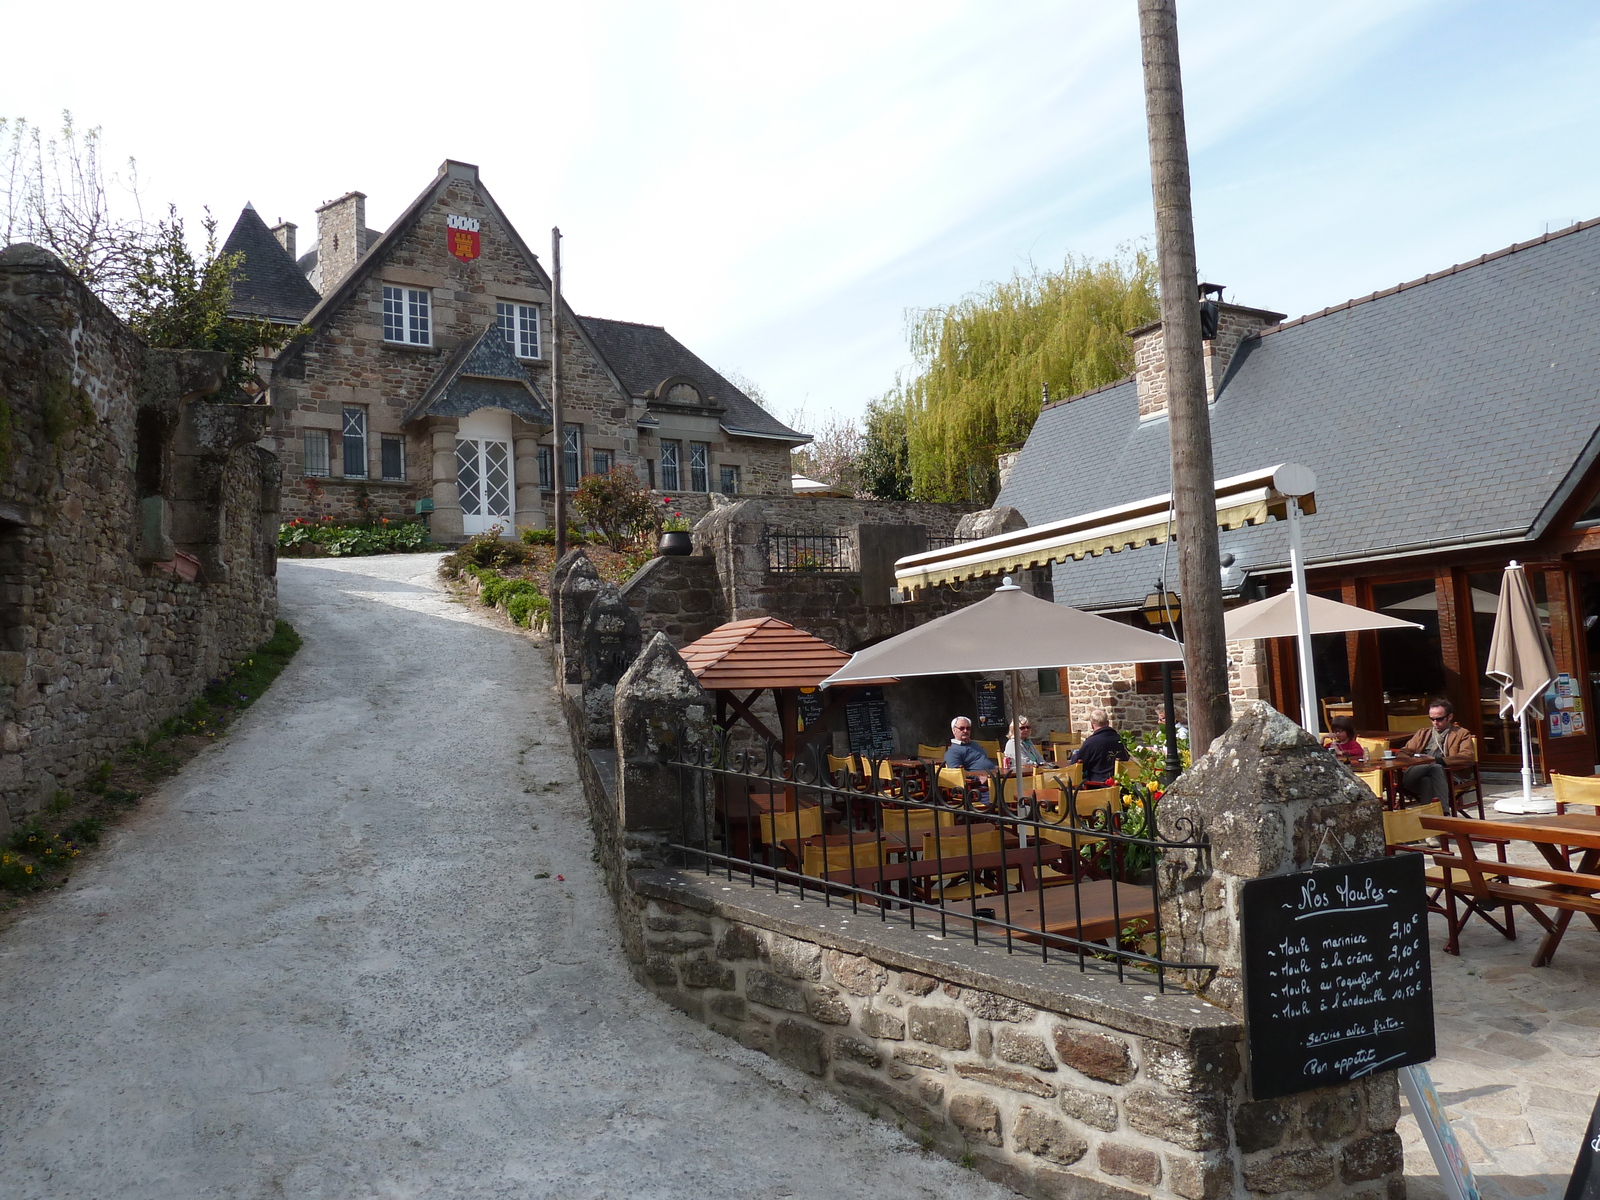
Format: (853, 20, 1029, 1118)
(1069, 707, 1130, 785)
(944, 716, 995, 771)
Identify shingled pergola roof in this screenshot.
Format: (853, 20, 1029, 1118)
(679, 618, 851, 691)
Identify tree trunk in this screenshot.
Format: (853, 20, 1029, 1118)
(1138, 0, 1231, 752)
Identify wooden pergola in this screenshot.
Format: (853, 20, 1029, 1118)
(679, 617, 854, 760)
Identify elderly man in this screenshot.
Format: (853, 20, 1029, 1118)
(944, 716, 995, 771)
(1068, 707, 1131, 786)
(1400, 699, 1476, 805)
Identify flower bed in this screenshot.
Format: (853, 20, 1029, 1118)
(278, 516, 436, 557)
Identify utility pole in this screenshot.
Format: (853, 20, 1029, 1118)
(1138, 0, 1231, 752)
(551, 227, 566, 561)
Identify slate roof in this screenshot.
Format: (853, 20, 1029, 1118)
(404, 326, 551, 425)
(221, 205, 321, 322)
(579, 315, 807, 443)
(996, 218, 1600, 611)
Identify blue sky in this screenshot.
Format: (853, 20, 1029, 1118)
(4, 1, 1598, 427)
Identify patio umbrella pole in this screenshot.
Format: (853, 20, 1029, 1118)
(1285, 494, 1319, 733)
(1009, 668, 1029, 847)
(1520, 712, 1533, 809)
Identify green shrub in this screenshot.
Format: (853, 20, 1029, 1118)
(459, 563, 550, 628)
(519, 526, 589, 547)
(278, 516, 433, 557)
(572, 466, 659, 549)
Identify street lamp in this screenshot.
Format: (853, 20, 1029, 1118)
(1142, 583, 1184, 786)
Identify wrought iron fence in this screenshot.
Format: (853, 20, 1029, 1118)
(760, 527, 857, 573)
(925, 534, 970, 551)
(670, 736, 1214, 991)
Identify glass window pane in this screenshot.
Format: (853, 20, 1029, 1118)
(563, 426, 580, 488)
(303, 429, 330, 476)
(1370, 579, 1445, 716)
(381, 435, 404, 481)
(690, 442, 708, 492)
(383, 286, 404, 342)
(537, 446, 553, 490)
(341, 408, 367, 478)
(660, 441, 680, 492)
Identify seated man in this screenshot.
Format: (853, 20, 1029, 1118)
(1401, 699, 1475, 804)
(1068, 707, 1130, 786)
(944, 716, 995, 771)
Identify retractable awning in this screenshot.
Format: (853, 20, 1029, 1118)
(894, 464, 1318, 592)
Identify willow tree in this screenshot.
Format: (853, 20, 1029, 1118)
(898, 248, 1158, 502)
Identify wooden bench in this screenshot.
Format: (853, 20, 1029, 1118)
(1419, 814, 1600, 967)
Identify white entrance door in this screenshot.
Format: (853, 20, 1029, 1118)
(456, 410, 515, 536)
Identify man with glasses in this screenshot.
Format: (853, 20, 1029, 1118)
(944, 716, 995, 771)
(1400, 699, 1476, 804)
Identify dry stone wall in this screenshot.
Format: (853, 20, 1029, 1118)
(0, 245, 279, 828)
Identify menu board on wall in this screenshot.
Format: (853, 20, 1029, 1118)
(975, 679, 1006, 729)
(1241, 855, 1434, 1101)
(844, 686, 895, 758)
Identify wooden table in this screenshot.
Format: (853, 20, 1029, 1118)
(1372, 752, 1437, 808)
(940, 880, 1156, 946)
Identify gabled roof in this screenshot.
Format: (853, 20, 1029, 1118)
(273, 161, 634, 405)
(679, 617, 851, 690)
(221, 204, 321, 323)
(403, 325, 551, 425)
(580, 315, 807, 444)
(996, 218, 1600, 611)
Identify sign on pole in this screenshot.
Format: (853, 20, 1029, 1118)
(1400, 1065, 1480, 1200)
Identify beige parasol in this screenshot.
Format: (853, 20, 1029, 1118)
(1485, 561, 1557, 812)
(1224, 589, 1422, 640)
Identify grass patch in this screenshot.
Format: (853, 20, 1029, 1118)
(0, 620, 302, 912)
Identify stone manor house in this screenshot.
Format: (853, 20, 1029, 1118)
(223, 159, 806, 539)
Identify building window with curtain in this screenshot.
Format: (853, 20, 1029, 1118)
(563, 426, 581, 489)
(660, 440, 681, 491)
(381, 435, 405, 481)
(342, 408, 368, 478)
(689, 442, 709, 492)
(303, 429, 330, 477)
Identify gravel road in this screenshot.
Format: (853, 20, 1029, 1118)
(0, 553, 1009, 1200)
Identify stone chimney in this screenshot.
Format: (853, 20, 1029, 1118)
(269, 220, 296, 260)
(1129, 289, 1286, 420)
(312, 191, 368, 294)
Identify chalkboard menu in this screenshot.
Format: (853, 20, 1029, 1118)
(845, 686, 895, 757)
(1241, 854, 1434, 1101)
(1567, 1090, 1600, 1200)
(975, 679, 1006, 729)
(797, 688, 825, 731)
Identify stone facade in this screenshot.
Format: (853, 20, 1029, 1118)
(1062, 638, 1267, 740)
(257, 161, 803, 540)
(0, 245, 279, 828)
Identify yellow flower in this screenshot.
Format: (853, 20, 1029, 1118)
(24, 865, 32, 874)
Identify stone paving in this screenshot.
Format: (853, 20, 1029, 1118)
(1400, 776, 1600, 1199)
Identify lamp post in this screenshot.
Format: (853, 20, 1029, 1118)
(1142, 584, 1184, 786)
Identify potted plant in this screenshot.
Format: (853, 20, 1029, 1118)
(658, 499, 693, 556)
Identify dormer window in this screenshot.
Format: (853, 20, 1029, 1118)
(665, 382, 700, 405)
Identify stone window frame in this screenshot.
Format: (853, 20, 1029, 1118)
(660, 439, 682, 491)
(689, 441, 710, 493)
(342, 407, 368, 479)
(303, 429, 331, 477)
(380, 435, 405, 482)
(382, 284, 431, 346)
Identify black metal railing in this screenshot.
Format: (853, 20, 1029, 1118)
(670, 736, 1214, 991)
(925, 534, 970, 551)
(760, 527, 856, 573)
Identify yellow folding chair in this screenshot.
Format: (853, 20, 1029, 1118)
(1552, 772, 1600, 814)
(758, 806, 823, 848)
(881, 804, 956, 839)
(920, 828, 1015, 900)
(976, 739, 1002, 761)
(1357, 736, 1392, 763)
(917, 743, 948, 760)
